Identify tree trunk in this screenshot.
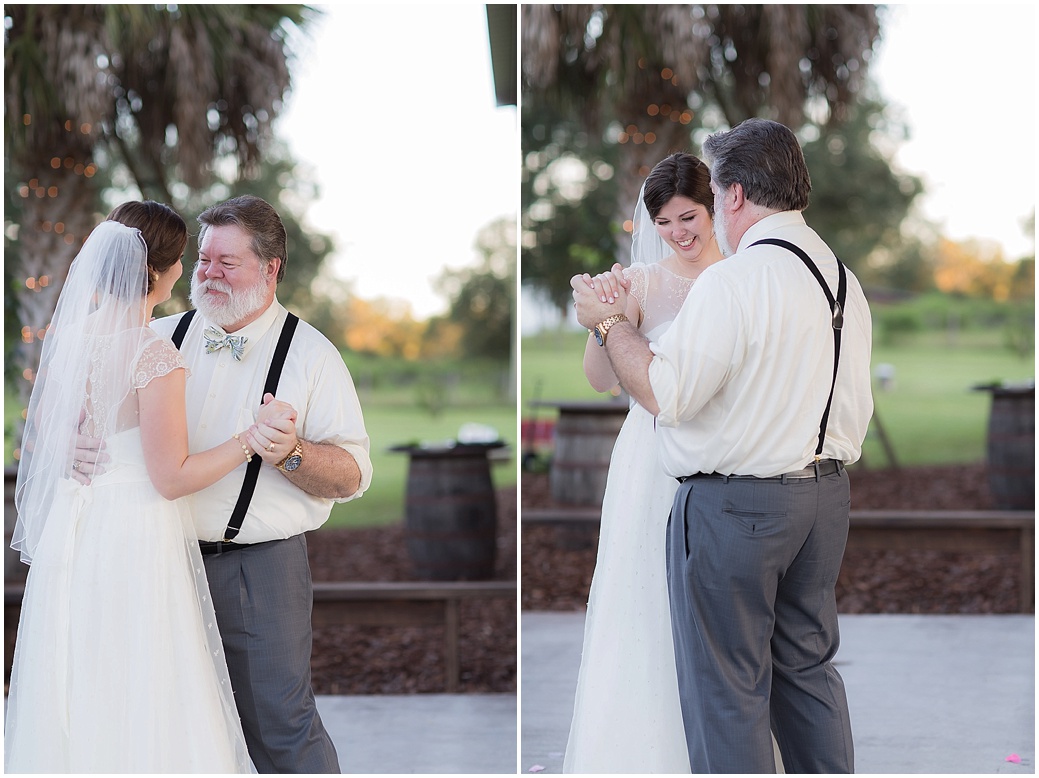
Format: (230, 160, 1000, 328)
(11, 166, 100, 421)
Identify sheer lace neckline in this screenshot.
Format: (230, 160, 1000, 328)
(625, 262, 697, 338)
(657, 258, 708, 282)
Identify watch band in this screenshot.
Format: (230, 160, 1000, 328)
(277, 441, 304, 472)
(593, 313, 629, 346)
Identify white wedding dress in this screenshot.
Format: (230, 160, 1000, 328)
(5, 332, 254, 773)
(564, 262, 695, 773)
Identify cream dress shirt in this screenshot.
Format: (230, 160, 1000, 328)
(648, 211, 874, 478)
(152, 299, 373, 543)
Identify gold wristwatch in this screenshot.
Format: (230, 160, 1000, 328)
(592, 313, 629, 347)
(276, 441, 304, 472)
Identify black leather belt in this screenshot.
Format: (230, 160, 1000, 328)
(677, 458, 844, 484)
(199, 540, 255, 555)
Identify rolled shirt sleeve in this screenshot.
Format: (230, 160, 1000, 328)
(299, 346, 372, 503)
(649, 268, 741, 428)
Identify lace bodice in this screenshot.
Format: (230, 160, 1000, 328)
(625, 262, 697, 340)
(80, 329, 187, 439)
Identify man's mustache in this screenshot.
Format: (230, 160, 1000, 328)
(196, 279, 232, 295)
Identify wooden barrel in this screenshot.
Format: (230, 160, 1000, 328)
(547, 401, 629, 506)
(400, 445, 500, 580)
(985, 386, 1035, 510)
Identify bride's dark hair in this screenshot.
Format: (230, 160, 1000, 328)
(642, 152, 713, 220)
(106, 201, 187, 292)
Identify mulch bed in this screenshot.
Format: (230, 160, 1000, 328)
(308, 462, 1029, 695)
(306, 488, 516, 696)
(520, 463, 1030, 614)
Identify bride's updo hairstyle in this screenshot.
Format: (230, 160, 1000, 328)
(106, 201, 188, 293)
(641, 152, 714, 220)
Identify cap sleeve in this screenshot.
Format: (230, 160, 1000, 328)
(133, 333, 189, 390)
(624, 263, 650, 321)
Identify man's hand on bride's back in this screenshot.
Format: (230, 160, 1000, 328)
(70, 433, 110, 486)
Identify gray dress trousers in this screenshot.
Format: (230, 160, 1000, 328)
(204, 533, 340, 774)
(666, 469, 855, 773)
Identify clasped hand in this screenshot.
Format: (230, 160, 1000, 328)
(69, 393, 301, 484)
(570, 263, 630, 330)
(243, 393, 299, 466)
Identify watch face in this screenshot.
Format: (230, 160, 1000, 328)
(593, 327, 605, 347)
(283, 455, 302, 472)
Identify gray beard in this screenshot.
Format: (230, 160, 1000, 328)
(189, 267, 271, 329)
(713, 209, 735, 257)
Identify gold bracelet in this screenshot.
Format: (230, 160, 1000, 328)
(232, 433, 253, 463)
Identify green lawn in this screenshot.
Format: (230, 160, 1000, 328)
(328, 402, 516, 528)
(4, 388, 516, 531)
(861, 332, 1032, 466)
(521, 328, 1034, 468)
(5, 324, 1030, 531)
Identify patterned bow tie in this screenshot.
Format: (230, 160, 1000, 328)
(203, 326, 248, 361)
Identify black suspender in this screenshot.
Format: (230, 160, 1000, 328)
(171, 308, 196, 349)
(750, 238, 847, 458)
(224, 313, 298, 541)
(170, 309, 300, 541)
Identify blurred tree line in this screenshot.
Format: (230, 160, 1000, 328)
(520, 4, 1034, 320)
(4, 4, 513, 416)
(304, 215, 516, 365)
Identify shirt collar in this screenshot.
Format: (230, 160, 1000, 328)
(737, 211, 807, 252)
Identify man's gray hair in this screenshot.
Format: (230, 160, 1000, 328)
(702, 118, 811, 212)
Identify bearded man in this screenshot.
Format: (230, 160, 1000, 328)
(152, 194, 373, 774)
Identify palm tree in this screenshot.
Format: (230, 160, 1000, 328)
(4, 4, 314, 412)
(522, 4, 881, 239)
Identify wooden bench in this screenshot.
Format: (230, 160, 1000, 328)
(843, 510, 1034, 613)
(310, 580, 516, 692)
(522, 506, 600, 526)
(5, 579, 517, 693)
(522, 507, 1035, 613)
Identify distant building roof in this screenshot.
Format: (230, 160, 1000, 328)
(485, 5, 516, 107)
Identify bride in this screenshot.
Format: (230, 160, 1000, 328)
(5, 202, 284, 773)
(563, 152, 725, 773)
(566, 154, 789, 773)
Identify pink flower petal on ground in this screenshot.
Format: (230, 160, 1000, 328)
(528, 766, 546, 773)
(1006, 754, 1022, 764)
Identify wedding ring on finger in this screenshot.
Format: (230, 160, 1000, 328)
(267, 443, 275, 452)
(72, 460, 81, 472)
